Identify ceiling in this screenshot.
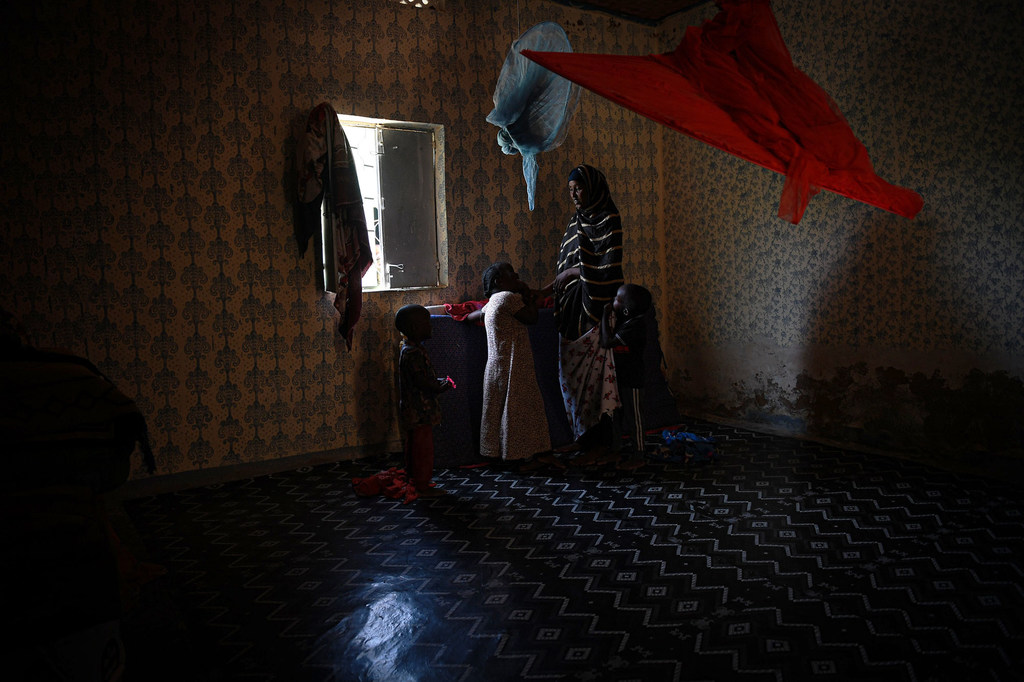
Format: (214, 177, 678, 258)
(544, 0, 713, 26)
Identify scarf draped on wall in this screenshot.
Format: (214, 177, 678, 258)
(296, 102, 373, 350)
(522, 0, 923, 224)
(554, 164, 624, 341)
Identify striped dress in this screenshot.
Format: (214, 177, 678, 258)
(554, 165, 624, 441)
(554, 165, 624, 341)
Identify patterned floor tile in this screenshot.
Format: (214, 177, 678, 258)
(121, 419, 1024, 681)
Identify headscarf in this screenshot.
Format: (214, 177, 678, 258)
(568, 164, 616, 222)
(554, 164, 624, 340)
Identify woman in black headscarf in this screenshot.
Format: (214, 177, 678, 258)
(551, 164, 624, 338)
(544, 164, 624, 455)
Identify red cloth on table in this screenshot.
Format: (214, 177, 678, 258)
(445, 300, 486, 323)
(444, 297, 553, 325)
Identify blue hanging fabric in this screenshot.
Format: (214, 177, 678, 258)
(486, 22, 580, 210)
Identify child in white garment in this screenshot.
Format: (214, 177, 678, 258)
(466, 262, 553, 468)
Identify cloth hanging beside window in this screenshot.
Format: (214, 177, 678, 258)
(296, 102, 374, 350)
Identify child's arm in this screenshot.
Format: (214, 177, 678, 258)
(599, 302, 616, 348)
(513, 284, 539, 325)
(416, 373, 452, 394)
(461, 309, 484, 323)
(408, 352, 453, 394)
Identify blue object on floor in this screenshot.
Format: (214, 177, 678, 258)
(656, 427, 716, 463)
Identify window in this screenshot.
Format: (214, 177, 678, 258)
(317, 115, 447, 292)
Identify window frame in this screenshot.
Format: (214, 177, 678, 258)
(317, 114, 448, 294)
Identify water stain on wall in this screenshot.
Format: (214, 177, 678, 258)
(792, 365, 1024, 474)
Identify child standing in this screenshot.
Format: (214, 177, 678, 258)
(466, 262, 552, 466)
(599, 284, 653, 464)
(396, 304, 453, 497)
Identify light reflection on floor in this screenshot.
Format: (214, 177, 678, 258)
(121, 427, 1024, 681)
(317, 581, 438, 682)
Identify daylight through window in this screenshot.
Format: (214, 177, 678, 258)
(318, 115, 447, 292)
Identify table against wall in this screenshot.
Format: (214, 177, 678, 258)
(425, 308, 679, 466)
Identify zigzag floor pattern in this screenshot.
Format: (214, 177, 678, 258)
(121, 419, 1024, 681)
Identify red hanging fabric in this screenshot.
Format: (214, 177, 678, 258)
(522, 0, 922, 223)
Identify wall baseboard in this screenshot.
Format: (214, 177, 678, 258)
(112, 440, 404, 500)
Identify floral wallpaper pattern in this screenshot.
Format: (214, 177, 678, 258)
(659, 0, 1023, 458)
(1, 0, 1020, 480)
(0, 0, 664, 478)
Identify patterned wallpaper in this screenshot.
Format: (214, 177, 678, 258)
(659, 0, 1024, 458)
(2, 0, 1021, 480)
(0, 0, 666, 478)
